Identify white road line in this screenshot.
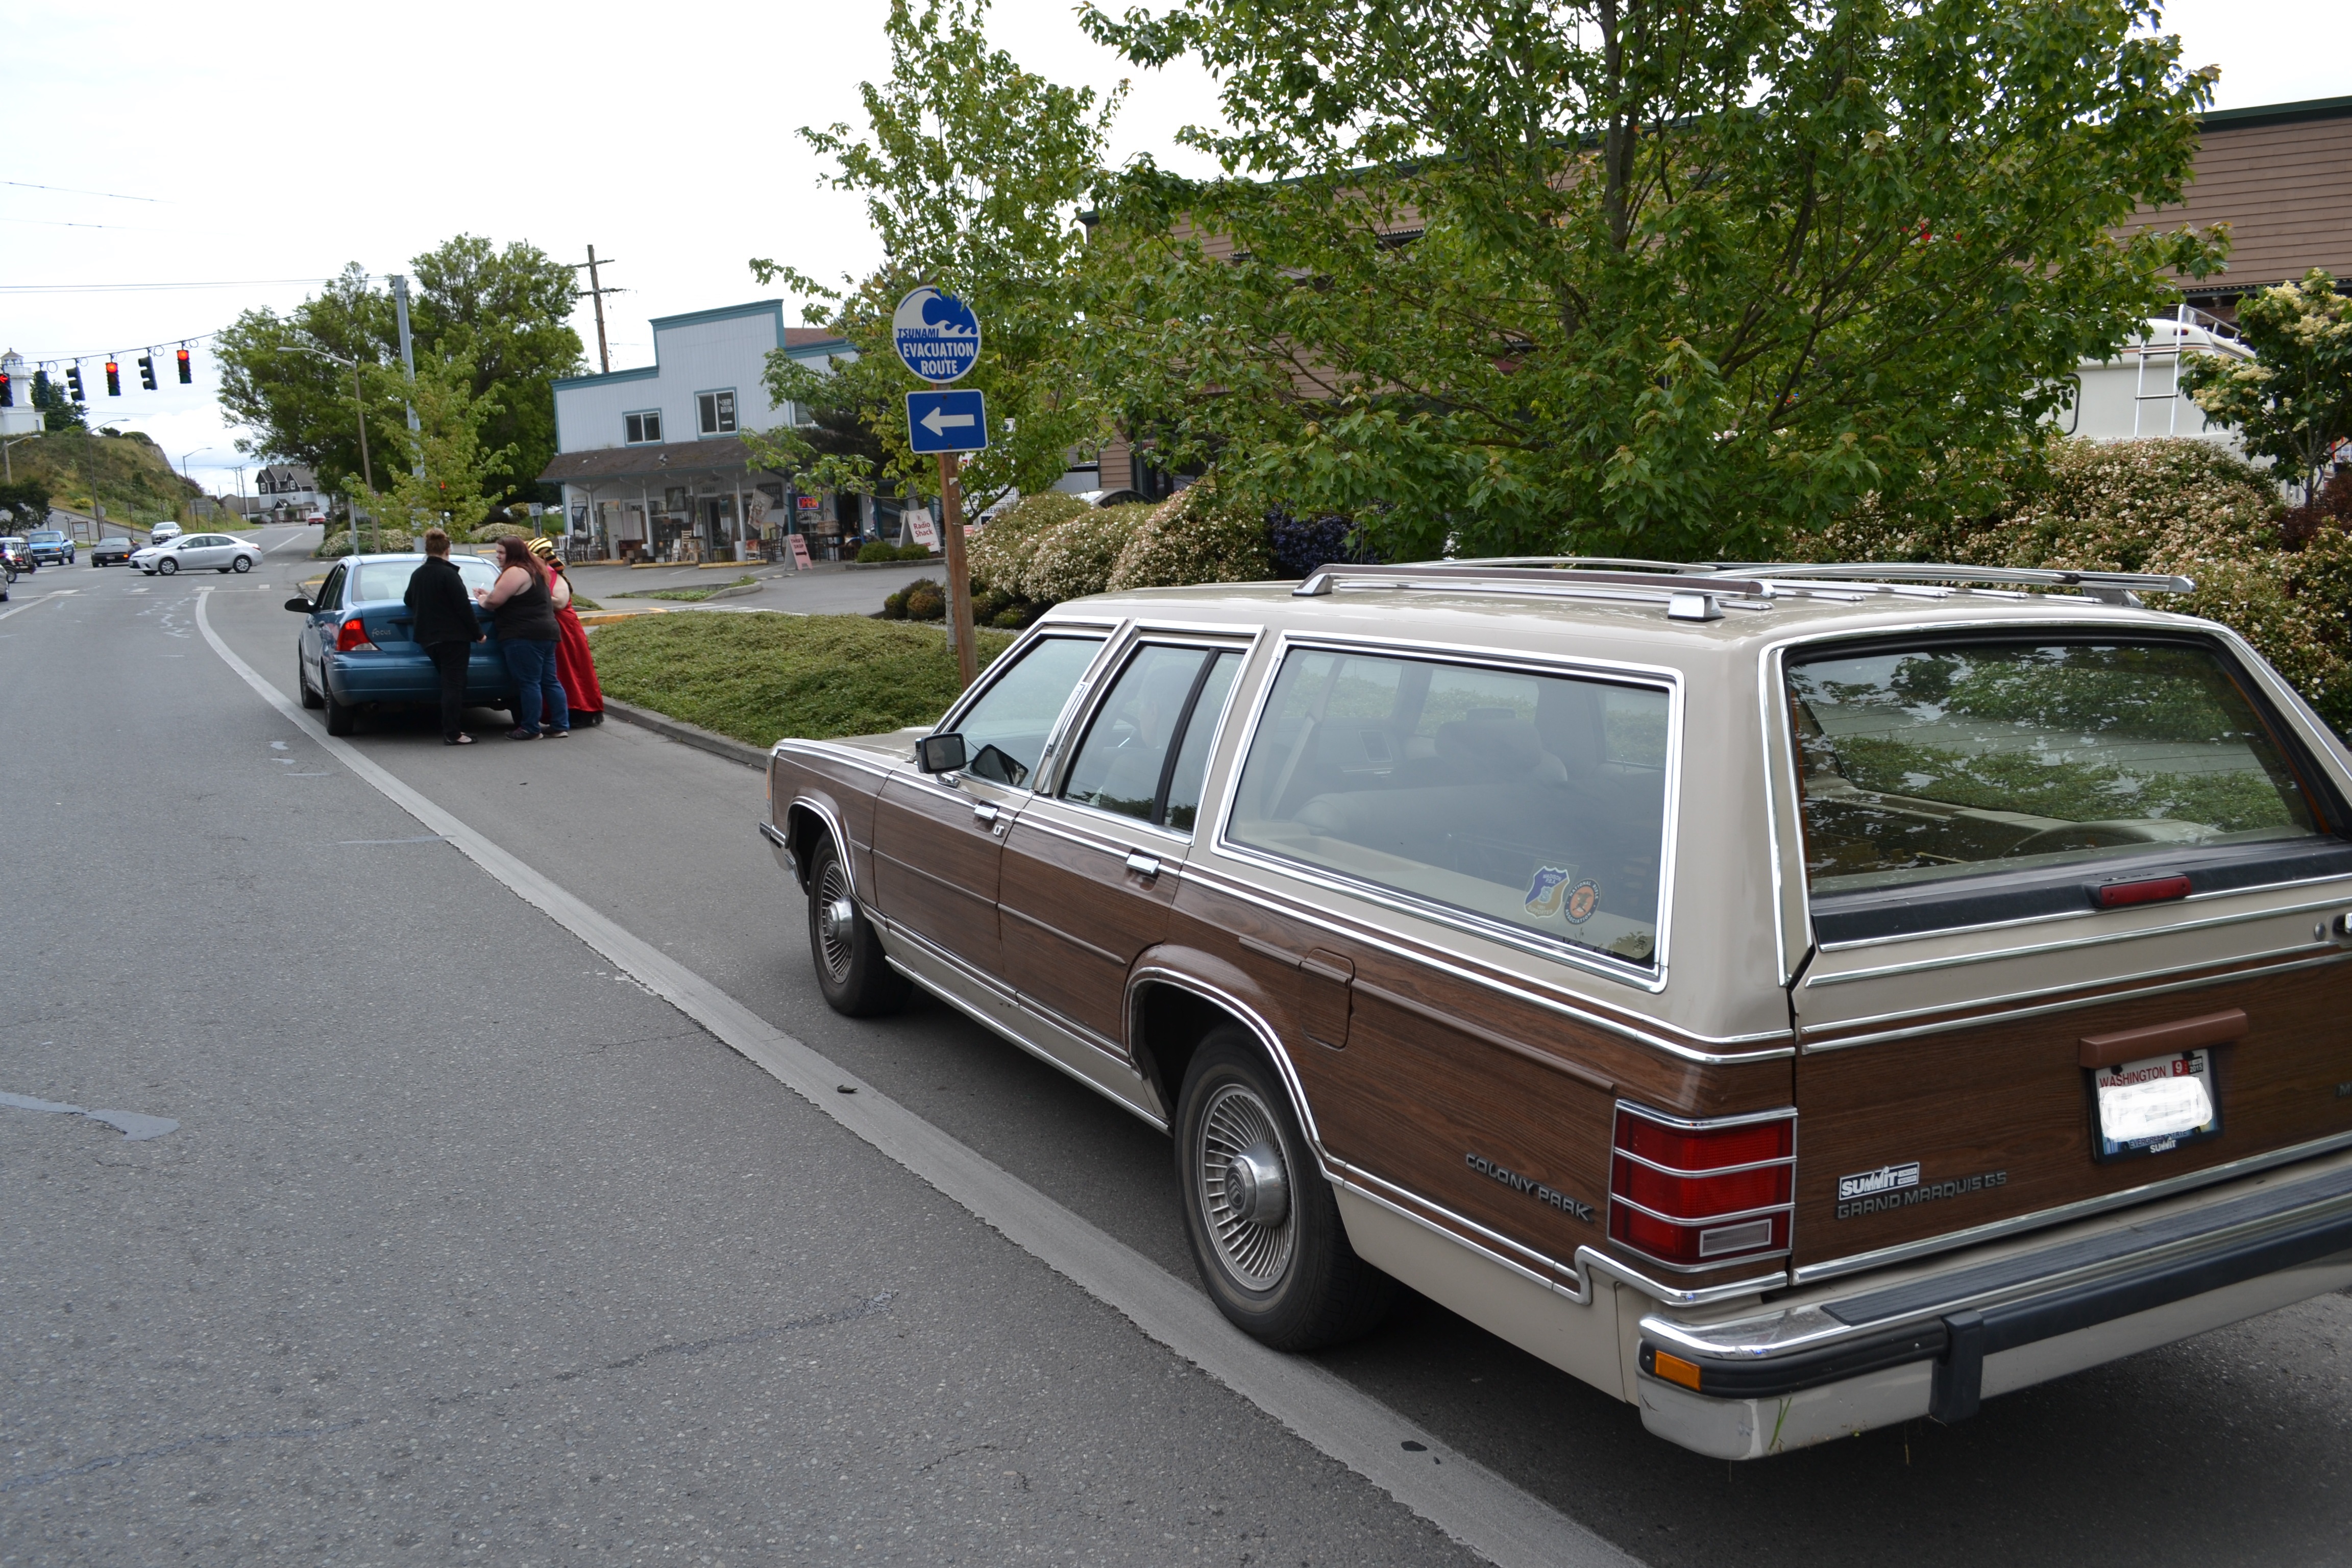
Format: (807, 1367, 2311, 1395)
(191, 589, 1637, 1568)
(0, 590, 74, 623)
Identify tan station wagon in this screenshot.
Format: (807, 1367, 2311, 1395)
(760, 561, 2352, 1458)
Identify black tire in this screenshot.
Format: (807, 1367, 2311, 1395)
(1175, 1027, 1397, 1351)
(232, 555, 252, 574)
(158, 557, 178, 576)
(323, 685, 357, 736)
(298, 651, 325, 710)
(806, 836, 906, 1017)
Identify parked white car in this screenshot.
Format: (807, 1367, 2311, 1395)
(134, 532, 263, 576)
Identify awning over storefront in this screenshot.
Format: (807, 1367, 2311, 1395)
(536, 436, 767, 487)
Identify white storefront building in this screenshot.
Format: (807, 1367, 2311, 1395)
(542, 301, 859, 561)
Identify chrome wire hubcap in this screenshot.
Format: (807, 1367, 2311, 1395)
(1197, 1083, 1295, 1290)
(815, 867, 856, 982)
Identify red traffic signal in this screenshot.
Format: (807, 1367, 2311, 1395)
(176, 347, 192, 384)
(105, 359, 121, 397)
(0, 372, 11, 408)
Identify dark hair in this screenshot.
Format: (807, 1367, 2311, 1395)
(422, 527, 451, 556)
(495, 534, 546, 584)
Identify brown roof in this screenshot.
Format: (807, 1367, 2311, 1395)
(536, 436, 781, 486)
(2124, 97, 2352, 301)
(783, 327, 850, 349)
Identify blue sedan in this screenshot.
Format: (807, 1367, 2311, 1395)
(286, 553, 511, 736)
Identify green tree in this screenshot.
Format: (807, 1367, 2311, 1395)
(1078, 0, 2226, 561)
(346, 351, 517, 543)
(217, 238, 582, 501)
(2183, 269, 2352, 507)
(748, 0, 1122, 510)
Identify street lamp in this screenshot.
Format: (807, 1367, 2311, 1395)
(287, 341, 375, 560)
(180, 449, 218, 526)
(2, 430, 36, 485)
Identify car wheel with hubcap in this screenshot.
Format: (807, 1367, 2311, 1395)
(232, 555, 252, 574)
(805, 836, 905, 1016)
(158, 557, 178, 575)
(1175, 1027, 1396, 1351)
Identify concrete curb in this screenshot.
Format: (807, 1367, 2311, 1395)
(602, 697, 770, 771)
(843, 558, 941, 571)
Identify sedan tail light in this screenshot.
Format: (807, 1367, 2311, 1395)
(335, 617, 378, 652)
(1609, 1103, 1796, 1270)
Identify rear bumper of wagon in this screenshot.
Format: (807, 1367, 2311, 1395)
(1635, 1149, 2352, 1458)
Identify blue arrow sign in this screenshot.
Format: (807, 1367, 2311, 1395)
(906, 388, 989, 454)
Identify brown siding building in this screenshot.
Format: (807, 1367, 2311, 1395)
(2131, 94, 2352, 318)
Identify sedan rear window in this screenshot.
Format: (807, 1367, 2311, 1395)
(1787, 640, 2329, 899)
(351, 557, 498, 602)
(1226, 647, 1672, 969)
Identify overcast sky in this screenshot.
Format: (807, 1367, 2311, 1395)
(3, 0, 2336, 496)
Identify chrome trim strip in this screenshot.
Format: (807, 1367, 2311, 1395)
(1338, 1179, 1597, 1306)
(1001, 901, 1126, 967)
(1014, 801, 1192, 863)
(784, 795, 858, 900)
(1613, 1147, 1795, 1180)
(1178, 861, 1796, 1063)
(1123, 966, 1331, 1158)
(1792, 1125, 2352, 1284)
(757, 819, 788, 849)
(1611, 1192, 1795, 1230)
(1616, 1101, 1799, 1133)
(774, 737, 899, 781)
(880, 918, 1167, 1131)
(1799, 947, 2352, 1051)
(1810, 882, 2352, 968)
(1204, 628, 1686, 997)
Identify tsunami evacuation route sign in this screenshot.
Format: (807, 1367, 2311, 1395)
(892, 286, 981, 384)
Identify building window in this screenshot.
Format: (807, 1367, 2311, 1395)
(625, 409, 663, 444)
(697, 389, 737, 436)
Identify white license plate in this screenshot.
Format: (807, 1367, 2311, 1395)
(2092, 1047, 2220, 1161)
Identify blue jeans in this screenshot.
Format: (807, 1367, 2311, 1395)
(501, 639, 568, 736)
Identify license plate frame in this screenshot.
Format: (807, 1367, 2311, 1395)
(2089, 1047, 2222, 1163)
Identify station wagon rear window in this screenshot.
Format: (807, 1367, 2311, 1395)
(1225, 647, 1672, 968)
(1788, 638, 2346, 935)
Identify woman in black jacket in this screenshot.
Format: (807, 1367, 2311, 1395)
(403, 528, 484, 745)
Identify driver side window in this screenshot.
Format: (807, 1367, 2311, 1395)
(317, 564, 347, 610)
(950, 635, 1105, 788)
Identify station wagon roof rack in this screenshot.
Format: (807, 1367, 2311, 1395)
(1703, 562, 2196, 607)
(1291, 559, 2196, 612)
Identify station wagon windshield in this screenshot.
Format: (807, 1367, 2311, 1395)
(1226, 647, 1672, 968)
(1787, 639, 2329, 894)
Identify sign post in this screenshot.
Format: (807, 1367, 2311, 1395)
(894, 287, 985, 689)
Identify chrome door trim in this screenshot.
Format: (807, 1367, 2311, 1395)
(1125, 966, 1330, 1157)
(773, 737, 899, 781)
(1178, 861, 1794, 1062)
(783, 793, 859, 899)
(1033, 623, 1266, 804)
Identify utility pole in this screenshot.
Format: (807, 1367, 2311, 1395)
(389, 274, 424, 477)
(2, 431, 35, 484)
(571, 246, 619, 374)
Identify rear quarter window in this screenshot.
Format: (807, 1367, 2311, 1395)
(1224, 645, 1673, 970)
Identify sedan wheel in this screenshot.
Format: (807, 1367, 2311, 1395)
(298, 651, 325, 710)
(232, 555, 253, 574)
(158, 558, 178, 576)
(1174, 1028, 1396, 1351)
(805, 837, 905, 1017)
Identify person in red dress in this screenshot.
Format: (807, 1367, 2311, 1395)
(530, 536, 605, 725)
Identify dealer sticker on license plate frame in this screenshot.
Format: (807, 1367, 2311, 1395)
(2091, 1047, 2221, 1162)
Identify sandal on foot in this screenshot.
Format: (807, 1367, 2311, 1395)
(445, 733, 476, 746)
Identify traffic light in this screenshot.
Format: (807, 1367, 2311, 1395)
(138, 354, 157, 391)
(66, 365, 85, 402)
(176, 347, 192, 384)
(105, 359, 121, 397)
(33, 369, 51, 406)
(0, 372, 11, 408)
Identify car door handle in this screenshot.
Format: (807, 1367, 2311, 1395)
(1124, 851, 1162, 879)
(971, 802, 999, 826)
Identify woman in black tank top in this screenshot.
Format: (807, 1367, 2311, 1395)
(476, 536, 571, 739)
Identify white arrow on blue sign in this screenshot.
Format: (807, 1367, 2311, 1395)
(906, 388, 990, 454)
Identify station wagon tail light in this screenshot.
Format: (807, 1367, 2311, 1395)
(335, 617, 377, 653)
(1609, 1104, 1796, 1270)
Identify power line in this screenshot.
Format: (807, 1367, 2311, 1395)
(3, 179, 167, 203)
(0, 216, 164, 232)
(0, 277, 338, 295)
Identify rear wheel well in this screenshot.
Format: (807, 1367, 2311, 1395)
(1132, 980, 1260, 1126)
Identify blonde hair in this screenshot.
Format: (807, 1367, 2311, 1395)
(423, 527, 451, 556)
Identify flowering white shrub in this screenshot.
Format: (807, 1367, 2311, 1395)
(1106, 483, 1274, 592)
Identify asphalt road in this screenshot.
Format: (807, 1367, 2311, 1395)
(7, 534, 2352, 1565)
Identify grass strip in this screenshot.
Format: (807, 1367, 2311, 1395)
(591, 611, 1015, 748)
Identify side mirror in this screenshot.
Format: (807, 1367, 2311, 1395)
(283, 596, 315, 614)
(914, 732, 968, 774)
